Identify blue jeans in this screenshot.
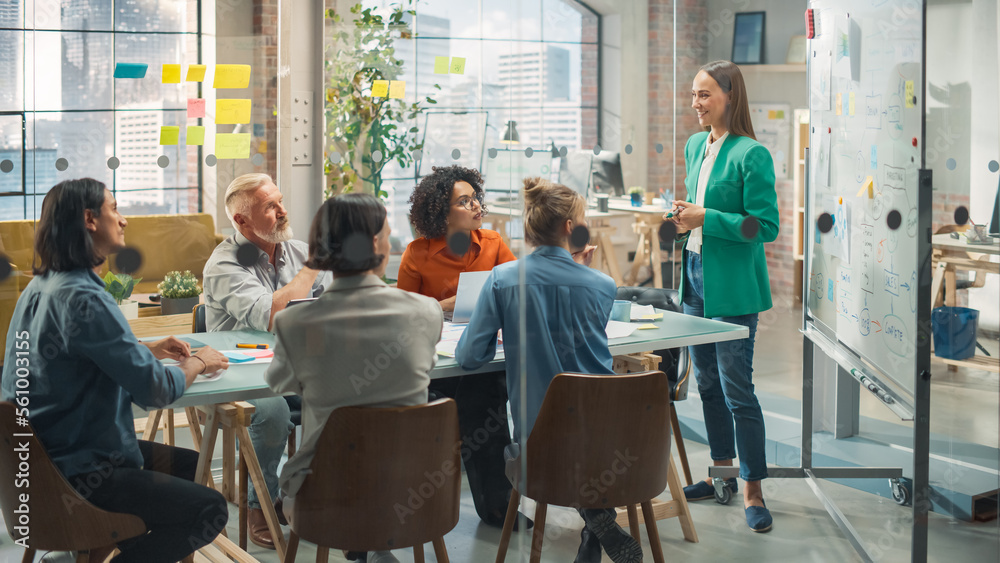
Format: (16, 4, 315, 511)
(246, 396, 296, 509)
(683, 251, 768, 482)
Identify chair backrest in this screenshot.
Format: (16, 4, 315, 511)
(0, 402, 146, 551)
(616, 286, 691, 400)
(523, 372, 671, 508)
(192, 302, 206, 333)
(292, 398, 461, 552)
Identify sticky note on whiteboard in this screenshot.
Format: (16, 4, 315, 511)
(214, 64, 251, 89)
(187, 98, 206, 119)
(161, 64, 181, 83)
(836, 93, 843, 116)
(186, 64, 206, 82)
(216, 133, 251, 159)
(159, 126, 179, 145)
(388, 80, 406, 99)
(904, 80, 914, 108)
(434, 56, 450, 74)
(216, 99, 252, 124)
(371, 80, 389, 98)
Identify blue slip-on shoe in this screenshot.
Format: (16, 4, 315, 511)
(683, 478, 737, 501)
(745, 501, 773, 533)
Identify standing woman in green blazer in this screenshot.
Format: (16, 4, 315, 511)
(664, 60, 779, 533)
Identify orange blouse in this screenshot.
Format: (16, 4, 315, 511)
(396, 229, 516, 301)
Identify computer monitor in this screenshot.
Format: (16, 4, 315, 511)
(558, 150, 594, 199)
(590, 151, 624, 196)
(482, 148, 554, 201)
(989, 179, 999, 237)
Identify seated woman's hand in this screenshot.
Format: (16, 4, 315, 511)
(439, 295, 457, 312)
(571, 244, 598, 267)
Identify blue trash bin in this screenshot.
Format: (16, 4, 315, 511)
(931, 306, 979, 360)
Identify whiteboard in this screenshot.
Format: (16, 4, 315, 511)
(805, 0, 924, 398)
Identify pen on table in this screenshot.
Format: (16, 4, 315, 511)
(236, 343, 269, 349)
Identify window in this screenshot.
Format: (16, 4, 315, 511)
(0, 0, 201, 220)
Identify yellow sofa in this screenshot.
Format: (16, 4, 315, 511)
(0, 213, 225, 364)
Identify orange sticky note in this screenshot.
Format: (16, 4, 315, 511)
(768, 110, 777, 119)
(186, 126, 205, 146)
(388, 80, 406, 99)
(216, 99, 252, 124)
(371, 80, 389, 98)
(187, 98, 206, 119)
(836, 93, 843, 116)
(159, 126, 179, 145)
(186, 64, 206, 82)
(215, 133, 251, 159)
(213, 64, 251, 89)
(161, 64, 181, 84)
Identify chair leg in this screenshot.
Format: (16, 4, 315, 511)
(626, 504, 641, 542)
(640, 501, 665, 563)
(413, 544, 425, 563)
(670, 404, 693, 486)
(529, 503, 547, 563)
(284, 532, 299, 562)
(239, 448, 248, 550)
(315, 545, 329, 563)
(432, 537, 449, 563)
(495, 489, 520, 563)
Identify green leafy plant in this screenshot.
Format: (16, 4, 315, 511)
(628, 186, 644, 195)
(157, 270, 201, 299)
(103, 272, 140, 305)
(323, 1, 438, 199)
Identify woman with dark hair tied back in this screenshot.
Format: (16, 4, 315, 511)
(1, 178, 230, 563)
(663, 60, 779, 533)
(266, 193, 442, 563)
(455, 178, 644, 563)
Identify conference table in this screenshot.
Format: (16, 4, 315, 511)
(146, 311, 748, 561)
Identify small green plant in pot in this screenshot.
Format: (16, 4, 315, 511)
(629, 186, 644, 207)
(104, 272, 141, 319)
(158, 270, 202, 316)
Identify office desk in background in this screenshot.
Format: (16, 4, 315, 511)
(605, 196, 674, 288)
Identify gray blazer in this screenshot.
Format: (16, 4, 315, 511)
(265, 274, 443, 497)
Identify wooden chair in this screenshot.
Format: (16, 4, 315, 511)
(0, 402, 146, 563)
(283, 399, 461, 563)
(496, 372, 671, 563)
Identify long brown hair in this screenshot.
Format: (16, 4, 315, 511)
(700, 60, 756, 140)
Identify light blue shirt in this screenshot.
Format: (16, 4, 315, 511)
(1, 269, 186, 478)
(455, 246, 616, 441)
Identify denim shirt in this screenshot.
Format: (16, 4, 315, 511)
(455, 246, 616, 441)
(1, 269, 185, 478)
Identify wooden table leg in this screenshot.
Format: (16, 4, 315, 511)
(142, 410, 162, 442)
(236, 425, 288, 560)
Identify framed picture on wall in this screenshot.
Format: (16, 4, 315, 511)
(732, 11, 766, 65)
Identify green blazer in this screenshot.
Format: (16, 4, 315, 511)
(678, 131, 779, 318)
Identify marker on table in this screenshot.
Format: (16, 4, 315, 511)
(236, 343, 269, 349)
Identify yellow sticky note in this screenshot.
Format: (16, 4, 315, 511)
(905, 80, 915, 108)
(849, 92, 856, 115)
(450, 57, 466, 74)
(388, 80, 406, 99)
(433, 56, 450, 74)
(641, 313, 664, 320)
(836, 93, 843, 116)
(856, 176, 874, 198)
(776, 110, 785, 119)
(216, 99, 252, 124)
(186, 126, 205, 146)
(161, 64, 181, 84)
(768, 110, 777, 119)
(159, 126, 179, 145)
(637, 323, 659, 330)
(371, 80, 389, 98)
(258, 140, 268, 153)
(215, 133, 251, 159)
(213, 64, 251, 89)
(186, 64, 206, 82)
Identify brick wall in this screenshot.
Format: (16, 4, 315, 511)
(254, 0, 279, 179)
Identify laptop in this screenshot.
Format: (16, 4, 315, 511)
(451, 270, 492, 323)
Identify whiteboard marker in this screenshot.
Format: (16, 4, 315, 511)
(851, 368, 895, 404)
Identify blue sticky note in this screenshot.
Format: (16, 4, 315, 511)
(114, 63, 148, 79)
(223, 351, 254, 363)
(870, 145, 877, 169)
(827, 279, 834, 301)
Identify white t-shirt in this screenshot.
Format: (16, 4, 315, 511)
(686, 131, 729, 254)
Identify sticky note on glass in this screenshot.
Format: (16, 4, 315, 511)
(388, 80, 406, 99)
(904, 80, 914, 108)
(434, 56, 450, 74)
(186, 126, 205, 146)
(216, 99, 252, 124)
(776, 110, 784, 119)
(371, 80, 389, 98)
(767, 110, 776, 119)
(113, 63, 148, 79)
(849, 92, 856, 115)
(159, 126, 179, 145)
(161, 64, 181, 84)
(836, 93, 843, 116)
(215, 133, 251, 159)
(636, 323, 659, 330)
(450, 57, 466, 75)
(214, 64, 251, 89)
(187, 98, 206, 119)
(186, 64, 206, 82)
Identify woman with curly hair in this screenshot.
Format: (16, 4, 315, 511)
(396, 164, 526, 529)
(397, 165, 515, 311)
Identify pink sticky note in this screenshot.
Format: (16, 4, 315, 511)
(187, 98, 206, 119)
(240, 349, 274, 359)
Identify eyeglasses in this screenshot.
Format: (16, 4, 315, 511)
(452, 196, 488, 216)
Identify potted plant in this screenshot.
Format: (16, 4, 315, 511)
(629, 186, 644, 207)
(103, 272, 141, 320)
(157, 270, 202, 316)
